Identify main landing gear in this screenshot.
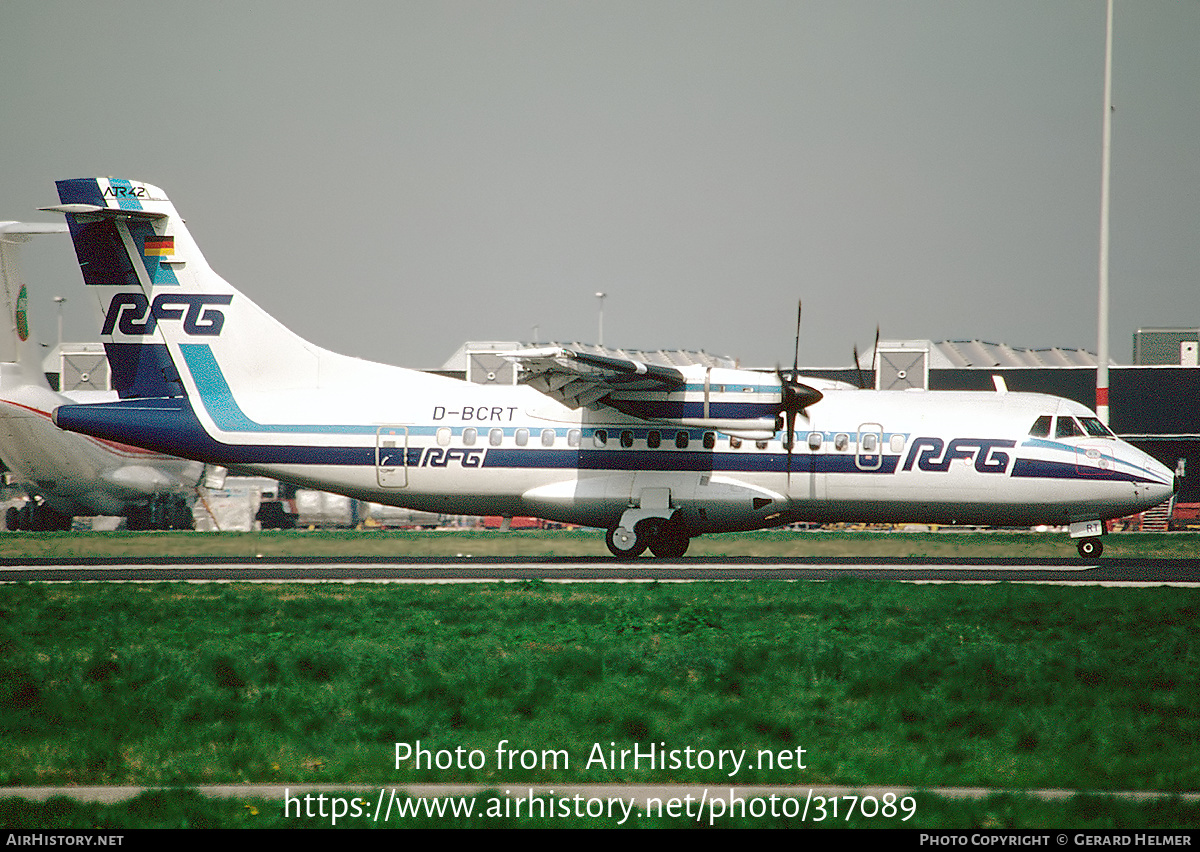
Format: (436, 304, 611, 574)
(5, 501, 71, 531)
(124, 495, 195, 531)
(605, 517, 691, 559)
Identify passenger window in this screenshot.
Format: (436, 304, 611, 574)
(647, 430, 661, 449)
(1056, 417, 1083, 439)
(437, 427, 452, 446)
(515, 428, 529, 447)
(462, 428, 477, 446)
(729, 436, 742, 449)
(756, 440, 768, 450)
(703, 432, 716, 450)
(834, 433, 849, 451)
(489, 428, 503, 446)
(807, 432, 822, 451)
(568, 430, 581, 447)
(593, 429, 607, 448)
(861, 433, 878, 453)
(889, 434, 906, 454)
(675, 431, 689, 449)
(541, 429, 555, 447)
(621, 430, 634, 448)
(1029, 415, 1052, 438)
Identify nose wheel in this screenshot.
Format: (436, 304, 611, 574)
(1076, 537, 1103, 558)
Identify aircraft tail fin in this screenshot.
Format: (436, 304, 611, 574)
(45, 178, 324, 401)
(0, 221, 68, 383)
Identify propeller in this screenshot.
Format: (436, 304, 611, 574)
(853, 325, 881, 390)
(776, 300, 824, 479)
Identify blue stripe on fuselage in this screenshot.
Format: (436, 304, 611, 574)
(54, 393, 1160, 485)
(1010, 457, 1165, 486)
(53, 397, 373, 467)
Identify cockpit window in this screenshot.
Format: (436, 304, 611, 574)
(1029, 415, 1052, 438)
(1055, 416, 1084, 439)
(1078, 417, 1114, 438)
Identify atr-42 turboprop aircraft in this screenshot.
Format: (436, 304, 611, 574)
(45, 178, 1176, 557)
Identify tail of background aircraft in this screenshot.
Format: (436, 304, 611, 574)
(0, 216, 207, 530)
(0, 221, 67, 378)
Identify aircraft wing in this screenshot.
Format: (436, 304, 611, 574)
(502, 347, 686, 410)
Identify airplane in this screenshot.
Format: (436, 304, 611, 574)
(44, 178, 1177, 557)
(0, 220, 208, 531)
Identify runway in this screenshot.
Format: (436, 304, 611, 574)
(2, 556, 1198, 584)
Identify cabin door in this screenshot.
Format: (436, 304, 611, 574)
(376, 426, 409, 487)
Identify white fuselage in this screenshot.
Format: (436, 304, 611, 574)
(0, 365, 203, 518)
(172, 362, 1174, 533)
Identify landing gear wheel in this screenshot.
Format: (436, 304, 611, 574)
(1077, 537, 1103, 558)
(648, 522, 690, 559)
(167, 496, 195, 530)
(606, 526, 647, 559)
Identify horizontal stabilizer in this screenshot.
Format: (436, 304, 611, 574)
(39, 203, 167, 220)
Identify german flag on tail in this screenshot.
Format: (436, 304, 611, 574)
(144, 235, 174, 257)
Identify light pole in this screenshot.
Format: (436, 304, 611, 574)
(595, 291, 607, 348)
(1096, 0, 1114, 424)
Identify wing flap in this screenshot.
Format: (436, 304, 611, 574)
(502, 346, 686, 411)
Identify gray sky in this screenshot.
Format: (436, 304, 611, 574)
(3, 1, 1197, 368)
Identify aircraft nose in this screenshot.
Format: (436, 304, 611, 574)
(1150, 458, 1177, 502)
(1130, 450, 1178, 508)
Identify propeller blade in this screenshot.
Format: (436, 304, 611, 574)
(792, 299, 802, 376)
(775, 298, 823, 483)
(853, 343, 865, 390)
(785, 408, 797, 481)
(870, 325, 880, 385)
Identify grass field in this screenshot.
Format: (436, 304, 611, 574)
(1, 546, 1198, 828)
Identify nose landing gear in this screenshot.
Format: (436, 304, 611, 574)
(1076, 537, 1103, 558)
(1069, 520, 1106, 559)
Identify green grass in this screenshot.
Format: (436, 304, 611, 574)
(1, 528, 1198, 559)
(2, 582, 1198, 795)
(2, 570, 1198, 828)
